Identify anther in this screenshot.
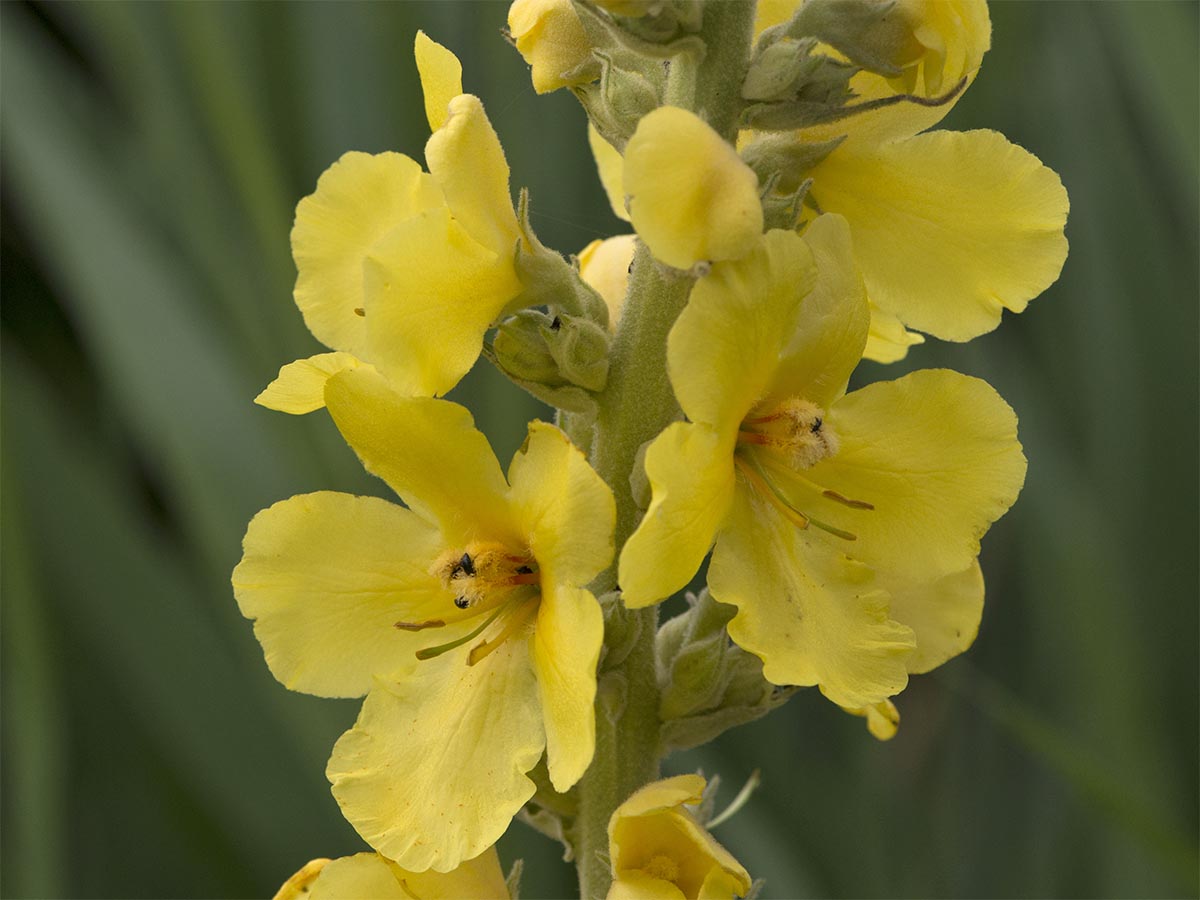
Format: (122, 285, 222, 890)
(822, 489, 874, 510)
(394, 618, 446, 632)
(453, 597, 471, 610)
(353, 307, 366, 317)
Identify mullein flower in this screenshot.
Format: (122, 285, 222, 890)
(619, 220, 1025, 710)
(233, 366, 615, 871)
(273, 32, 522, 404)
(757, 0, 1069, 344)
(274, 848, 508, 900)
(607, 775, 751, 900)
(508, 0, 596, 94)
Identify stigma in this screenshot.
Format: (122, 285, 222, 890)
(738, 397, 838, 470)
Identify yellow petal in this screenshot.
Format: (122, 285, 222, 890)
(588, 124, 630, 222)
(414, 32, 463, 133)
(842, 699, 901, 741)
(619, 423, 735, 609)
(328, 639, 544, 873)
(754, 0, 799, 36)
(363, 205, 521, 397)
(275, 858, 331, 900)
(624, 107, 763, 269)
(889, 561, 984, 675)
(808, 129, 1069, 341)
(291, 151, 442, 356)
(578, 234, 637, 329)
(800, 369, 1026, 583)
(302, 848, 511, 900)
(508, 0, 593, 94)
(609, 872, 687, 900)
(507, 422, 615, 586)
(669, 229, 816, 428)
(863, 303, 925, 364)
(533, 583, 603, 791)
(612, 774, 705, 820)
(308, 853, 405, 900)
(255, 352, 370, 415)
(710, 485, 914, 708)
(324, 368, 517, 545)
(769, 214, 868, 408)
(233, 492, 446, 698)
(697, 866, 750, 900)
(393, 847, 511, 900)
(426, 95, 519, 257)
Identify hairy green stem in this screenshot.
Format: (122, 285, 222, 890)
(578, 244, 692, 900)
(574, 3, 756, 896)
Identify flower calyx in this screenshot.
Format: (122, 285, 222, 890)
(490, 309, 611, 413)
(657, 590, 796, 754)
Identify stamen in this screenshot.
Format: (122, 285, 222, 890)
(737, 430, 772, 446)
(736, 459, 809, 530)
(743, 411, 787, 426)
(738, 458, 859, 541)
(468, 599, 538, 666)
(805, 516, 858, 542)
(823, 489, 874, 510)
(393, 618, 446, 632)
(415, 604, 507, 661)
(505, 572, 541, 587)
(758, 455, 875, 510)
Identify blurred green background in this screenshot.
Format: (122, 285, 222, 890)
(2, 2, 1196, 897)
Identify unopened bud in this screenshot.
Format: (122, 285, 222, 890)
(657, 590, 794, 751)
(508, 0, 599, 94)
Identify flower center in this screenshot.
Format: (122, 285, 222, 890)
(643, 854, 681, 885)
(737, 397, 838, 470)
(735, 396, 873, 542)
(394, 541, 541, 666)
(431, 541, 538, 611)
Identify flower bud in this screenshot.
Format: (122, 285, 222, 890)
(657, 591, 794, 752)
(491, 310, 610, 412)
(507, 0, 598, 94)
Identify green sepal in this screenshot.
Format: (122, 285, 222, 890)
(489, 310, 609, 413)
(742, 133, 843, 228)
(513, 190, 610, 326)
(780, 0, 909, 78)
(657, 589, 797, 753)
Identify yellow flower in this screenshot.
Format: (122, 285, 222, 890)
(777, 0, 1068, 345)
(279, 32, 522, 402)
(508, 0, 595, 94)
(233, 366, 615, 871)
(619, 219, 1026, 709)
(578, 234, 637, 330)
(274, 847, 508, 900)
(623, 107, 763, 270)
(607, 775, 751, 900)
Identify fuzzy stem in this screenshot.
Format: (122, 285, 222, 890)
(573, 4, 756, 896)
